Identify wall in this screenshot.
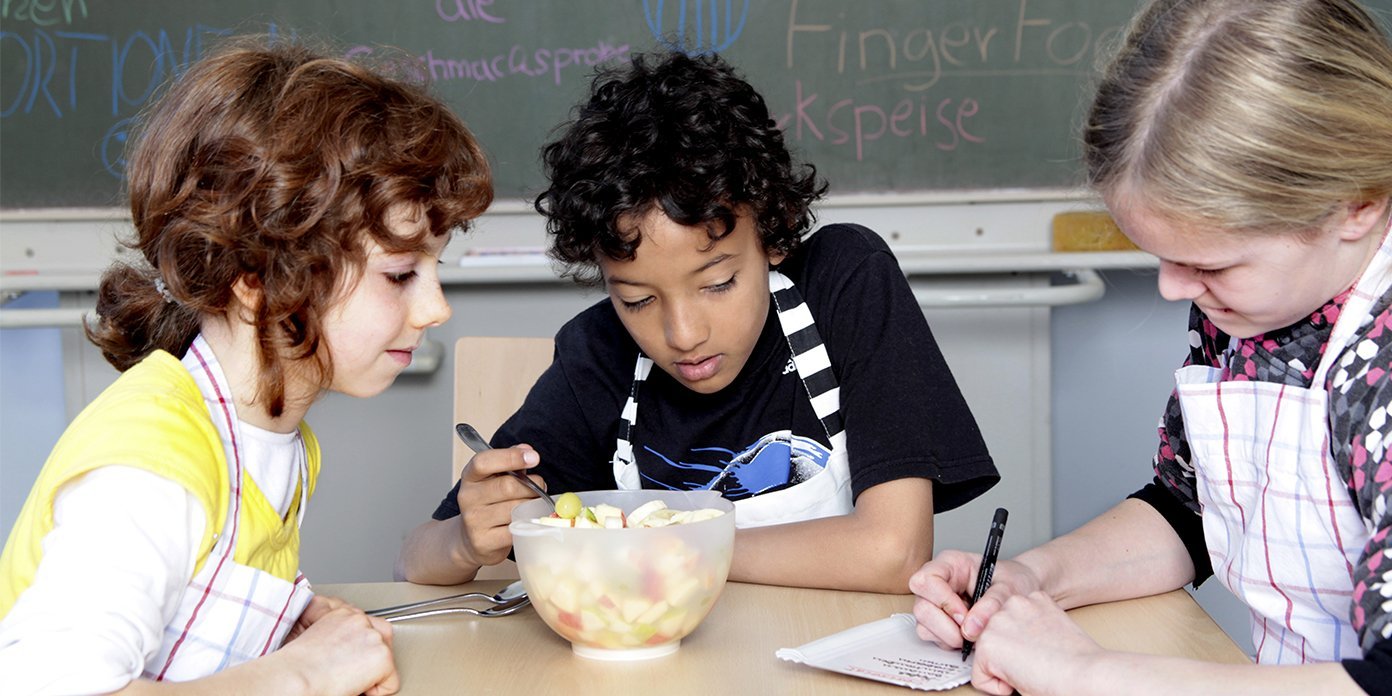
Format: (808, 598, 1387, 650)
(0, 291, 67, 539)
(1051, 269, 1254, 653)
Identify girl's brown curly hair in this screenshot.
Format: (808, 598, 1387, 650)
(88, 39, 493, 417)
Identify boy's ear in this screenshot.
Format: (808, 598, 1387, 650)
(231, 275, 263, 313)
(1336, 198, 1391, 241)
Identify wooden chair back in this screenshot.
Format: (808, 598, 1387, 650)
(452, 336, 555, 579)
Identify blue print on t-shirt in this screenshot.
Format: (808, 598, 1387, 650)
(642, 431, 831, 500)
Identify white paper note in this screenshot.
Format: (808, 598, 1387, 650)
(776, 613, 972, 691)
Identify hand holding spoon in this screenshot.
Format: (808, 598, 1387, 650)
(455, 423, 556, 512)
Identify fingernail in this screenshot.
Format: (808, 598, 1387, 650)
(522, 451, 540, 465)
(952, 613, 965, 625)
(965, 617, 982, 634)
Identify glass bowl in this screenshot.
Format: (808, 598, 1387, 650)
(509, 489, 735, 660)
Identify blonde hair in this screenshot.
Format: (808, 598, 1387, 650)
(1085, 0, 1392, 232)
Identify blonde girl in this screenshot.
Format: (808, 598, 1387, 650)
(910, 0, 1392, 693)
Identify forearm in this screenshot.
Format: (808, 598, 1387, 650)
(395, 519, 480, 585)
(116, 653, 313, 696)
(1077, 651, 1360, 696)
(732, 517, 928, 593)
(730, 479, 934, 593)
(1017, 498, 1195, 609)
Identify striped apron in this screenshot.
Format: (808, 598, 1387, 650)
(1175, 224, 1392, 663)
(143, 335, 314, 681)
(611, 270, 853, 528)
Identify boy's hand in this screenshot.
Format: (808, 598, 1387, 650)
(908, 551, 1042, 649)
(453, 445, 544, 568)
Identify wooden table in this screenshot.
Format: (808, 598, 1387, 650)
(317, 580, 1249, 694)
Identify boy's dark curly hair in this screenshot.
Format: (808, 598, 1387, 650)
(534, 50, 826, 286)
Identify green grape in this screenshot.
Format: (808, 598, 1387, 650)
(554, 491, 582, 519)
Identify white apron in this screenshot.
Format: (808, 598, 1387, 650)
(143, 335, 314, 681)
(611, 270, 853, 528)
(1175, 224, 1392, 663)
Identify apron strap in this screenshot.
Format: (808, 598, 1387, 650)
(610, 270, 846, 488)
(611, 356, 652, 488)
(769, 270, 844, 441)
(1312, 215, 1392, 386)
(161, 335, 246, 679)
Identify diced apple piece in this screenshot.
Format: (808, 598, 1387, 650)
(620, 597, 651, 623)
(658, 612, 684, 637)
(684, 508, 725, 522)
(626, 499, 668, 527)
(636, 508, 681, 527)
(605, 613, 632, 633)
(636, 600, 670, 625)
(589, 503, 623, 526)
(580, 609, 605, 632)
(550, 579, 579, 614)
(665, 576, 701, 607)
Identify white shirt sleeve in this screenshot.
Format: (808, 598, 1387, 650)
(0, 466, 206, 695)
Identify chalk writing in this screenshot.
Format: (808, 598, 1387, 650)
(784, 0, 1122, 90)
(100, 116, 133, 178)
(643, 0, 748, 54)
(436, 0, 504, 24)
(1, 0, 87, 27)
(0, 0, 1205, 208)
(0, 25, 238, 119)
(774, 82, 984, 161)
(409, 39, 628, 86)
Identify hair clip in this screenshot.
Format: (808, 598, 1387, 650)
(154, 277, 176, 304)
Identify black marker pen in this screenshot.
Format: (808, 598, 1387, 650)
(962, 507, 1008, 662)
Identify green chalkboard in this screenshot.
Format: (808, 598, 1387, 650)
(3, 0, 1390, 208)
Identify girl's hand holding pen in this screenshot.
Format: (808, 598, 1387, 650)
(965, 592, 1106, 696)
(907, 552, 1042, 649)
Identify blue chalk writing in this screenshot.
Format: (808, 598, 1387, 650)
(56, 31, 104, 111)
(0, 24, 240, 120)
(643, 0, 748, 55)
(0, 32, 32, 117)
(100, 116, 133, 178)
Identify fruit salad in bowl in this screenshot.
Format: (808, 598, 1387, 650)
(509, 489, 735, 660)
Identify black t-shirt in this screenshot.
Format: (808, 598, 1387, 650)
(433, 223, 998, 519)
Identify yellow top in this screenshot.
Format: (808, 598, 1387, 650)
(0, 350, 320, 617)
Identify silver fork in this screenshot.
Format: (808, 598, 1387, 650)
(366, 580, 531, 623)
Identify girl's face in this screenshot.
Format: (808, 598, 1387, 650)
(317, 208, 453, 398)
(600, 208, 784, 394)
(1109, 197, 1387, 339)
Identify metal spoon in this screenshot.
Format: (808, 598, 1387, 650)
(366, 579, 530, 622)
(455, 423, 556, 512)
